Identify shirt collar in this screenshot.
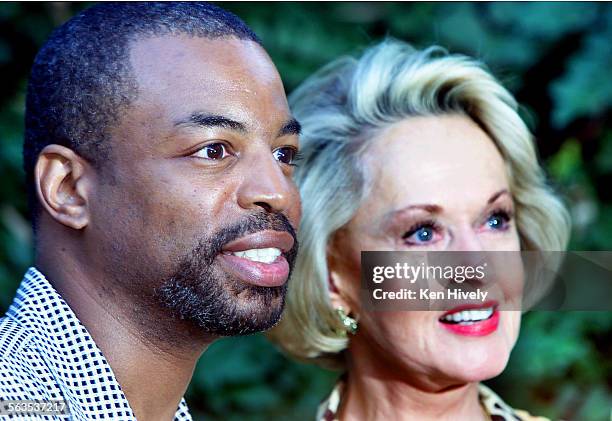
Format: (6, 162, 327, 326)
(7, 267, 192, 421)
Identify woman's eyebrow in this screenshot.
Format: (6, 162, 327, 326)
(384, 190, 511, 223)
(487, 189, 510, 204)
(394, 204, 442, 214)
(380, 204, 443, 230)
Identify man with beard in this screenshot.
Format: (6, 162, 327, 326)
(0, 3, 300, 420)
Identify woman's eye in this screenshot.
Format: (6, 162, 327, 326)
(193, 143, 229, 160)
(402, 224, 437, 245)
(487, 211, 510, 230)
(273, 146, 298, 165)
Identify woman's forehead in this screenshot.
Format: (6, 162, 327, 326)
(357, 115, 511, 216)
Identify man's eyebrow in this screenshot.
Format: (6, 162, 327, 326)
(278, 118, 301, 137)
(175, 113, 247, 133)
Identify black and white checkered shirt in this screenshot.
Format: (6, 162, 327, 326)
(0, 267, 192, 420)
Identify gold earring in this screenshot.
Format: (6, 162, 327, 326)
(336, 306, 358, 335)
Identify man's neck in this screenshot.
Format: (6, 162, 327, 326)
(36, 257, 212, 421)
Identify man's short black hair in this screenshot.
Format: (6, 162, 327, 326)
(24, 2, 261, 228)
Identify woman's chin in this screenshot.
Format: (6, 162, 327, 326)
(457, 352, 509, 383)
(433, 340, 513, 384)
(428, 311, 520, 383)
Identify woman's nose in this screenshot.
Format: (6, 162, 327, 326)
(448, 227, 484, 252)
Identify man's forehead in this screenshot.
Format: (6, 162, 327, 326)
(128, 34, 280, 94)
(123, 34, 290, 133)
(110, 34, 293, 153)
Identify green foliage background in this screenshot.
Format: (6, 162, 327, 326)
(0, 2, 610, 420)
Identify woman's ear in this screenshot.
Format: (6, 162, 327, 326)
(329, 269, 353, 315)
(327, 238, 356, 316)
(35, 144, 91, 230)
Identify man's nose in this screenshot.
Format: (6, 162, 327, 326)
(236, 151, 296, 214)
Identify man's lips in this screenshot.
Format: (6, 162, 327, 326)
(438, 301, 500, 337)
(218, 230, 294, 288)
(221, 230, 294, 254)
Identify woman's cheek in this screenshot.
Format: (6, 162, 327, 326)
(503, 311, 522, 347)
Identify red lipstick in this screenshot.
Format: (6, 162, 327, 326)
(438, 301, 499, 337)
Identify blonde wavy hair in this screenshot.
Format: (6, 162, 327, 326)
(268, 39, 571, 369)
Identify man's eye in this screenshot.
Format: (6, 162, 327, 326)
(273, 146, 299, 165)
(193, 143, 229, 160)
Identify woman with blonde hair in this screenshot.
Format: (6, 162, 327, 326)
(269, 39, 570, 420)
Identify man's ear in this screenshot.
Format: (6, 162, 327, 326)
(35, 144, 91, 230)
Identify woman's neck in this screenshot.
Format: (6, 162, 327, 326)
(338, 346, 489, 421)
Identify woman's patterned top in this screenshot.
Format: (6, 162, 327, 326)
(317, 380, 551, 421)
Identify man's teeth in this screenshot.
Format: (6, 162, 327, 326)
(231, 248, 281, 264)
(441, 307, 494, 324)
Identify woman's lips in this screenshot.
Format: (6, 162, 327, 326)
(217, 230, 294, 288)
(438, 301, 500, 336)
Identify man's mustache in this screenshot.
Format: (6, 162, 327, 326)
(203, 211, 299, 265)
